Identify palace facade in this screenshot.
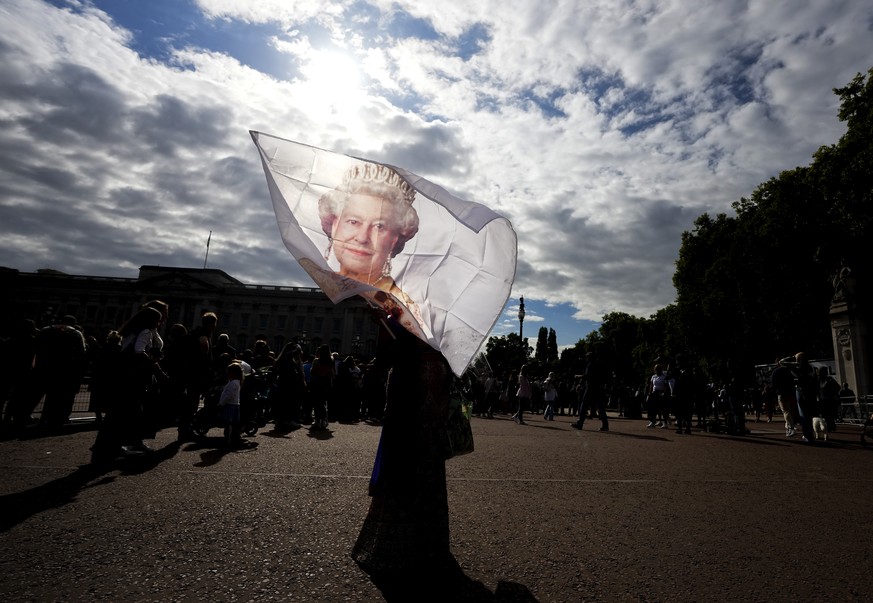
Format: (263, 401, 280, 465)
(1, 265, 378, 358)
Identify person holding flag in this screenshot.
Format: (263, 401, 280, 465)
(252, 131, 516, 579)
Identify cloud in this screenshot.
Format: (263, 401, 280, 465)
(1, 0, 871, 336)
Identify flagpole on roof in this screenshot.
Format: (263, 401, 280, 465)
(203, 231, 212, 269)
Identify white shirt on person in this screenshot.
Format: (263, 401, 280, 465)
(218, 379, 241, 407)
(122, 329, 153, 354)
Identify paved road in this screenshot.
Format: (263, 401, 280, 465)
(1, 412, 872, 602)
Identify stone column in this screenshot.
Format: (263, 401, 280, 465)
(829, 267, 870, 396)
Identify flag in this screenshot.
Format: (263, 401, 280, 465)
(251, 131, 517, 376)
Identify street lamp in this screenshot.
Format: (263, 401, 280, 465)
(518, 296, 525, 357)
(352, 334, 361, 355)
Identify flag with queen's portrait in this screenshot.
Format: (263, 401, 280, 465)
(251, 131, 517, 376)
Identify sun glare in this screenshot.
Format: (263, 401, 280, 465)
(301, 51, 362, 108)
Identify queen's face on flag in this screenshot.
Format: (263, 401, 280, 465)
(332, 193, 403, 282)
(318, 164, 419, 295)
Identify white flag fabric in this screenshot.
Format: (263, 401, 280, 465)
(251, 131, 517, 376)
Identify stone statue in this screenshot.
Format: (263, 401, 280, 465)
(831, 264, 853, 302)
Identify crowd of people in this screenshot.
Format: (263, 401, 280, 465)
(0, 304, 391, 460)
(459, 351, 859, 446)
(1, 306, 860, 456)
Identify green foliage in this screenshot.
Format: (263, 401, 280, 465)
(535, 326, 548, 364)
(484, 332, 529, 376)
(547, 328, 559, 364)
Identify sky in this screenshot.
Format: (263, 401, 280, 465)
(1, 0, 872, 350)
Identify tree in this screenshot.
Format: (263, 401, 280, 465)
(484, 333, 529, 376)
(547, 328, 559, 364)
(535, 326, 548, 364)
(811, 68, 873, 306)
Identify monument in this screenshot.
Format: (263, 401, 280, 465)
(829, 265, 871, 397)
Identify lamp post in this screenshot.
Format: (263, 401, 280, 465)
(299, 330, 308, 353)
(518, 296, 525, 361)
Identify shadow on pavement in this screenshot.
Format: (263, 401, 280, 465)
(306, 427, 334, 440)
(520, 423, 564, 431)
(0, 440, 181, 532)
(3, 420, 98, 442)
(183, 439, 259, 468)
(259, 424, 302, 438)
(359, 555, 539, 602)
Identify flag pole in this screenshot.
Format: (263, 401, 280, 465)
(203, 231, 212, 269)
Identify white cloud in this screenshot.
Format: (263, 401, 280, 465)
(1, 0, 871, 334)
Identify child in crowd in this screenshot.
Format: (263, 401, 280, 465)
(218, 362, 244, 447)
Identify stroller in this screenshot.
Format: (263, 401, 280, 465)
(706, 387, 746, 435)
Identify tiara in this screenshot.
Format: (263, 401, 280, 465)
(343, 163, 416, 204)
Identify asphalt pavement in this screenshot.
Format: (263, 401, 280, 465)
(1, 411, 872, 602)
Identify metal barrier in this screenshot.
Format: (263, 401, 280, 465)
(837, 396, 873, 426)
(29, 382, 95, 417)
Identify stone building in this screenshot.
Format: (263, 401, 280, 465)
(1, 265, 378, 358)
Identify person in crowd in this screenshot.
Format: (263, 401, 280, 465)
(646, 364, 670, 428)
(87, 330, 122, 424)
(838, 381, 858, 421)
(250, 340, 273, 371)
(817, 366, 840, 432)
(351, 307, 453, 580)
(530, 378, 544, 416)
(160, 323, 188, 427)
(572, 374, 586, 421)
(240, 348, 254, 366)
(725, 376, 747, 435)
(334, 355, 362, 422)
(217, 362, 245, 448)
(760, 382, 776, 423)
(500, 374, 513, 415)
(542, 372, 558, 421)
(771, 357, 798, 437)
(694, 382, 712, 428)
(272, 342, 305, 428)
(142, 300, 168, 354)
(668, 356, 693, 434)
(839, 382, 856, 401)
(177, 312, 218, 442)
(511, 365, 531, 425)
(139, 299, 170, 425)
(309, 344, 335, 431)
(30, 315, 87, 429)
(467, 374, 486, 418)
(301, 354, 313, 424)
(562, 375, 573, 415)
(572, 352, 609, 432)
(1, 319, 38, 433)
(482, 374, 498, 419)
(213, 333, 236, 364)
(90, 307, 163, 463)
(782, 352, 818, 444)
(360, 360, 386, 422)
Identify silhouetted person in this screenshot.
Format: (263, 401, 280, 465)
(178, 312, 217, 441)
(34, 315, 86, 429)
